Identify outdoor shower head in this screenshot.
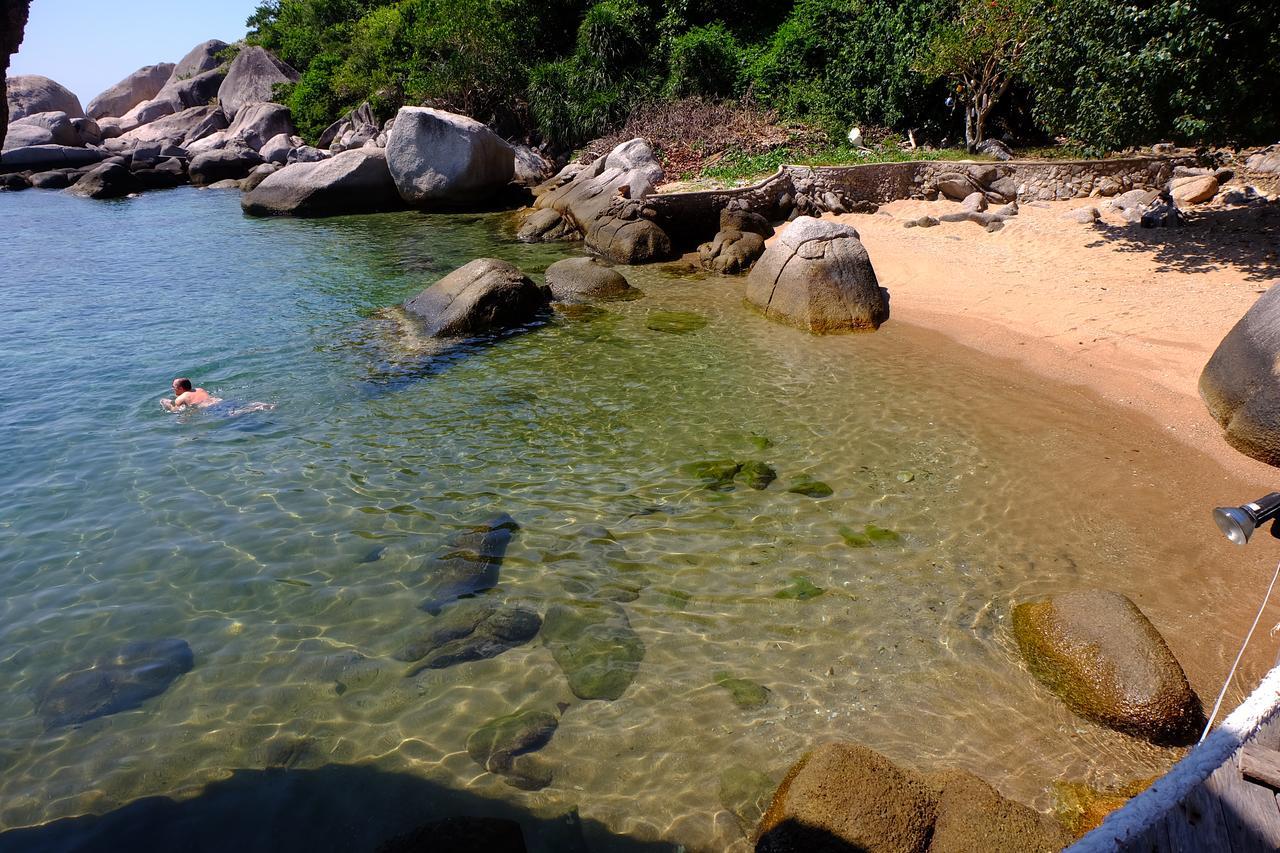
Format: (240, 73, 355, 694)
(1213, 493, 1280, 545)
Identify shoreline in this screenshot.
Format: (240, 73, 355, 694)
(818, 197, 1280, 494)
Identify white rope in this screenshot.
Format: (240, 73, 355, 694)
(1200, 556, 1280, 742)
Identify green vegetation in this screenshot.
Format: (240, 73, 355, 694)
(246, 0, 1280, 153)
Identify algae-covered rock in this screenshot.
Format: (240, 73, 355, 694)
(646, 310, 708, 334)
(787, 478, 833, 498)
(542, 600, 645, 700)
(719, 765, 776, 834)
(467, 708, 558, 783)
(927, 769, 1069, 853)
(683, 459, 741, 490)
(652, 587, 692, 610)
(714, 671, 771, 710)
(36, 638, 194, 728)
(737, 461, 777, 490)
(1052, 777, 1152, 838)
(775, 575, 824, 600)
(756, 742, 936, 853)
(1011, 589, 1204, 744)
(396, 599, 542, 674)
(418, 513, 519, 614)
(840, 523, 902, 548)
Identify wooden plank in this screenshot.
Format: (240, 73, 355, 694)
(1204, 753, 1280, 852)
(1157, 780, 1235, 853)
(1242, 743, 1280, 790)
(1254, 714, 1280, 752)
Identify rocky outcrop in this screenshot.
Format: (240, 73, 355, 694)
(35, 638, 193, 728)
(66, 162, 142, 199)
(259, 132, 302, 164)
(512, 144, 553, 187)
(188, 146, 262, 186)
(1, 0, 32, 151)
(404, 258, 547, 338)
(386, 107, 514, 205)
(1012, 589, 1203, 744)
(168, 39, 229, 82)
(745, 216, 889, 333)
(1, 143, 106, 171)
(7, 110, 80, 148)
(544, 257, 638, 302)
(118, 68, 226, 133)
(318, 101, 379, 151)
(698, 229, 765, 274)
(86, 63, 174, 119)
(241, 148, 400, 217)
(756, 743, 1066, 853)
(188, 101, 294, 153)
(1200, 285, 1280, 466)
(216, 46, 298, 121)
(6, 74, 84, 121)
(117, 105, 227, 147)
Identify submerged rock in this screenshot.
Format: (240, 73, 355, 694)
(719, 765, 776, 835)
(542, 600, 645, 700)
(396, 598, 542, 674)
(682, 459, 741, 491)
(646, 311, 708, 334)
(467, 708, 558, 789)
(840, 523, 901, 547)
(757, 742, 936, 853)
(1012, 589, 1203, 744)
(404, 259, 547, 339)
(745, 216, 889, 334)
(714, 671, 771, 710)
(36, 638, 194, 728)
(736, 461, 777, 490)
(544, 257, 638, 302)
(417, 513, 519, 614)
(786, 478, 833, 498)
(775, 575, 824, 601)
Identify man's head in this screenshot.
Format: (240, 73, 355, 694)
(173, 378, 193, 393)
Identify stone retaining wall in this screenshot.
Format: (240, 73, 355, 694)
(644, 156, 1194, 249)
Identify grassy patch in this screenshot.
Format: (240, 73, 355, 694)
(700, 144, 985, 184)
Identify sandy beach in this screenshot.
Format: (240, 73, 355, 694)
(811, 195, 1280, 491)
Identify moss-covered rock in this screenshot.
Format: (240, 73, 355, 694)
(756, 742, 936, 853)
(775, 575, 824, 600)
(926, 769, 1069, 853)
(395, 599, 542, 675)
(719, 764, 776, 834)
(787, 478, 833, 498)
(682, 459, 741, 490)
(840, 523, 902, 547)
(714, 671, 771, 710)
(737, 461, 777, 490)
(466, 708, 558, 774)
(542, 600, 645, 700)
(1011, 589, 1204, 744)
(646, 310, 708, 334)
(1052, 777, 1153, 838)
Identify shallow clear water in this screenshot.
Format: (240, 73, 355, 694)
(0, 187, 1270, 851)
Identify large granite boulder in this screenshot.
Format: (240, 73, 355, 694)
(926, 770, 1068, 853)
(1200, 285, 1280, 466)
(1, 143, 106, 171)
(385, 106, 514, 205)
(698, 229, 765, 274)
(745, 216, 889, 333)
(403, 258, 547, 338)
(6, 74, 84, 121)
(544, 257, 638, 302)
(119, 68, 226, 133)
(242, 148, 399, 216)
(756, 742, 936, 853)
(189, 101, 294, 153)
(318, 101, 378, 151)
(217, 46, 299, 121)
(188, 146, 262, 186)
(35, 638, 194, 728)
(512, 143, 553, 187)
(1012, 589, 1203, 744)
(259, 132, 301, 164)
(66, 162, 142, 199)
(9, 110, 80, 147)
(2, 120, 53, 150)
(118, 105, 227, 147)
(86, 62, 174, 119)
(168, 39, 229, 83)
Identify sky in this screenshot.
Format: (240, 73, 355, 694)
(9, 1, 264, 105)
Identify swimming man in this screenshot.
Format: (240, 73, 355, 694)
(161, 378, 274, 415)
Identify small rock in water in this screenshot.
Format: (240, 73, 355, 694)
(263, 735, 317, 770)
(652, 587, 692, 610)
(397, 599, 542, 674)
(418, 513, 519, 614)
(736, 461, 777, 490)
(683, 459, 741, 491)
(895, 471, 915, 483)
(542, 600, 645, 700)
(36, 638, 195, 728)
(713, 671, 772, 710)
(775, 575, 825, 600)
(357, 545, 387, 564)
(840, 524, 902, 548)
(786, 478, 833, 498)
(719, 765, 777, 834)
(646, 310, 708, 334)
(467, 708, 559, 779)
(749, 432, 774, 450)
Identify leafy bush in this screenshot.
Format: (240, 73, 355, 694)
(663, 24, 743, 99)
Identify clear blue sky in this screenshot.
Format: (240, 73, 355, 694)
(9, 0, 264, 104)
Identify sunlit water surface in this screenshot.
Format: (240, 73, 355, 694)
(0, 187, 1269, 852)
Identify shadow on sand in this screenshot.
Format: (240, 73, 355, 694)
(1085, 204, 1280, 283)
(0, 762, 680, 853)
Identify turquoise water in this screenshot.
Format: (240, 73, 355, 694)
(0, 187, 1261, 851)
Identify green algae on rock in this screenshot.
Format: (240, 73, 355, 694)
(713, 671, 771, 710)
(840, 523, 902, 548)
(719, 765, 777, 834)
(646, 310, 708, 334)
(542, 600, 645, 700)
(775, 574, 824, 600)
(683, 459, 741, 490)
(737, 461, 777, 490)
(787, 478, 833, 498)
(1011, 589, 1204, 745)
(466, 708, 559, 781)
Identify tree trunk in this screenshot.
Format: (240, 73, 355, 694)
(964, 104, 977, 152)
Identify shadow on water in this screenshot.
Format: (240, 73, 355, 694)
(1086, 204, 1280, 283)
(0, 762, 679, 853)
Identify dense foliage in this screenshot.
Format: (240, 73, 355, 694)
(246, 0, 1280, 152)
